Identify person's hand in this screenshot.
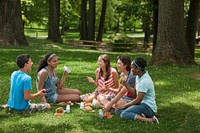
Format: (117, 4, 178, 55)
(115, 103, 126, 110)
(104, 85, 110, 91)
(86, 76, 95, 83)
(119, 76, 127, 85)
(63, 70, 68, 76)
(103, 103, 112, 112)
(38, 89, 46, 97)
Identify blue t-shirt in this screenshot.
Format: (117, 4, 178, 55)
(7, 71, 32, 110)
(135, 71, 157, 113)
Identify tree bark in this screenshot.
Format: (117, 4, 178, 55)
(80, 0, 87, 40)
(0, 0, 28, 46)
(143, 21, 150, 49)
(47, 0, 62, 43)
(152, 0, 158, 54)
(152, 0, 195, 65)
(185, 0, 200, 58)
(87, 0, 95, 41)
(96, 0, 107, 41)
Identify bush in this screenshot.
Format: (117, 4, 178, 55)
(107, 33, 136, 52)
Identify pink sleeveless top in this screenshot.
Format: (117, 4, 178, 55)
(96, 67, 117, 96)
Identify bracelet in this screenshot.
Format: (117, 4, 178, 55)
(94, 90, 100, 95)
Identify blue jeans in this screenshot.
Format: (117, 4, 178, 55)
(115, 103, 155, 120)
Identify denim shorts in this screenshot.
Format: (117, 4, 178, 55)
(46, 93, 58, 103)
(107, 95, 133, 103)
(121, 96, 133, 103)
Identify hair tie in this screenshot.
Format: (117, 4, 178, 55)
(47, 54, 56, 62)
(132, 60, 144, 70)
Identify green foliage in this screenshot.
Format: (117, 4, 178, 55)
(0, 36, 200, 132)
(107, 33, 136, 52)
(60, 0, 81, 29)
(21, 0, 48, 28)
(107, 33, 135, 43)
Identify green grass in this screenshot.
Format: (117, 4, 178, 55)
(24, 28, 147, 44)
(0, 36, 200, 133)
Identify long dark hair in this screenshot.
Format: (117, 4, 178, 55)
(36, 52, 57, 73)
(98, 54, 111, 81)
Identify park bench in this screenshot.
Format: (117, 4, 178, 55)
(70, 40, 138, 52)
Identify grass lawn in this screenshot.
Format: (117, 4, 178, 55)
(0, 35, 200, 133)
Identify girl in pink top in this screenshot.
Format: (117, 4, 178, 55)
(83, 54, 119, 103)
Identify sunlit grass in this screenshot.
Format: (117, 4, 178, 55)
(0, 36, 200, 132)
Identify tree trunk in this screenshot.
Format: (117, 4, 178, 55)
(80, 0, 87, 40)
(152, 0, 195, 65)
(0, 0, 28, 46)
(152, 0, 158, 54)
(47, 0, 62, 43)
(96, 0, 107, 41)
(87, 0, 95, 41)
(185, 0, 200, 58)
(143, 22, 150, 49)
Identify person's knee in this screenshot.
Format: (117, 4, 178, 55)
(120, 112, 127, 119)
(76, 95, 81, 101)
(77, 90, 81, 95)
(47, 103, 51, 109)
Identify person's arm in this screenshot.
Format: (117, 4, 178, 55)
(109, 83, 122, 94)
(86, 69, 99, 87)
(37, 70, 48, 102)
(116, 91, 144, 110)
(124, 83, 136, 96)
(86, 76, 97, 86)
(24, 89, 46, 100)
(104, 87, 127, 112)
(57, 71, 68, 89)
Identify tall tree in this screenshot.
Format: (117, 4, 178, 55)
(0, 0, 28, 46)
(152, 0, 158, 53)
(47, 0, 63, 43)
(152, 0, 195, 65)
(87, 0, 96, 41)
(185, 0, 200, 58)
(96, 0, 107, 41)
(80, 0, 88, 40)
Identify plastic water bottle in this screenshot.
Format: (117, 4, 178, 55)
(66, 103, 70, 113)
(99, 109, 104, 118)
(80, 102, 84, 110)
(92, 98, 97, 107)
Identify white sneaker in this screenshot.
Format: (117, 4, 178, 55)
(152, 116, 159, 124)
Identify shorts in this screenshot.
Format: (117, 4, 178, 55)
(121, 96, 133, 103)
(8, 103, 49, 114)
(46, 93, 58, 103)
(107, 95, 133, 103)
(29, 103, 49, 112)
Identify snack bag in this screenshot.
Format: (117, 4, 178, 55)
(54, 107, 65, 116)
